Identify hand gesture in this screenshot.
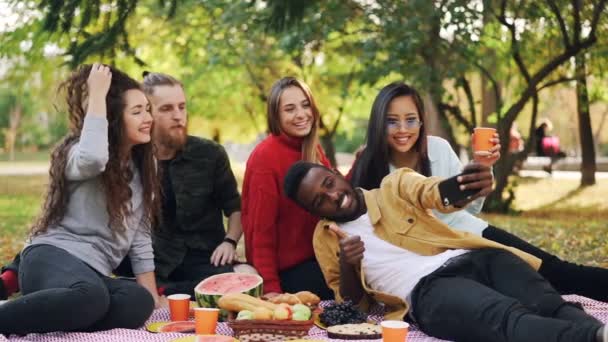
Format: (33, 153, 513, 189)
(456, 162, 494, 205)
(87, 63, 112, 98)
(210, 241, 236, 267)
(327, 222, 365, 266)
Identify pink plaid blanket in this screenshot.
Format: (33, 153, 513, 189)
(3, 296, 607, 342)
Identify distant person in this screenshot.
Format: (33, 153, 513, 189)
(0, 64, 160, 334)
(510, 122, 524, 154)
(241, 77, 333, 299)
(535, 118, 566, 174)
(510, 122, 525, 172)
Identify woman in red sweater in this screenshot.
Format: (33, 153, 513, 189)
(241, 77, 333, 299)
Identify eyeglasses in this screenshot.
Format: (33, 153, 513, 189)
(386, 118, 423, 131)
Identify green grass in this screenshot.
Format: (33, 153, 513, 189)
(0, 172, 607, 270)
(0, 150, 51, 162)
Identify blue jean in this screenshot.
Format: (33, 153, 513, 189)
(0, 244, 154, 334)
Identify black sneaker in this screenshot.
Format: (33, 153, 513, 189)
(0, 279, 7, 300)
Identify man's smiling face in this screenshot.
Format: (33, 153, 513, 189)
(295, 166, 362, 222)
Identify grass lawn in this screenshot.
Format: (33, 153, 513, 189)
(0, 171, 607, 269)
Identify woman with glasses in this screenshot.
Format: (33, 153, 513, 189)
(348, 81, 608, 302)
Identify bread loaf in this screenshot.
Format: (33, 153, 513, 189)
(217, 293, 278, 312)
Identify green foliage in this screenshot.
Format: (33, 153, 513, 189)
(1, 0, 607, 210)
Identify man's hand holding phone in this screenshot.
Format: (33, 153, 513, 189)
(438, 162, 494, 208)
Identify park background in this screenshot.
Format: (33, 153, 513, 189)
(0, 0, 607, 268)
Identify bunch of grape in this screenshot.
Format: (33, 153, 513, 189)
(319, 301, 367, 326)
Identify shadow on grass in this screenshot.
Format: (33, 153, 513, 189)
(532, 186, 586, 212)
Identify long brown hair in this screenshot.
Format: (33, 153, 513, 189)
(351, 82, 431, 190)
(267, 77, 321, 162)
(30, 65, 160, 236)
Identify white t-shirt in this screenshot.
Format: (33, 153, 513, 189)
(339, 213, 468, 301)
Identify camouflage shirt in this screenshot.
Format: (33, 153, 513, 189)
(153, 136, 241, 279)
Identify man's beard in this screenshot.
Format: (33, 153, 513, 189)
(158, 126, 187, 150)
(328, 191, 364, 223)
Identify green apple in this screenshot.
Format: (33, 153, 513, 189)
(236, 310, 255, 320)
(291, 304, 311, 320)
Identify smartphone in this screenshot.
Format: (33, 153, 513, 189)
(438, 169, 481, 206)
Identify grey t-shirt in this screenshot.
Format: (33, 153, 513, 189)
(26, 115, 155, 276)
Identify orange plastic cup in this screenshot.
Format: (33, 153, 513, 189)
(194, 307, 219, 334)
(381, 320, 409, 342)
(167, 294, 191, 322)
(472, 127, 496, 155)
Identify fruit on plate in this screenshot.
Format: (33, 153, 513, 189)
(158, 321, 195, 333)
(273, 303, 293, 320)
(319, 300, 367, 326)
(195, 273, 263, 310)
(291, 304, 312, 321)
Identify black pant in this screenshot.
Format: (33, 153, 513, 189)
(279, 259, 334, 300)
(410, 249, 602, 342)
(484, 225, 608, 302)
(162, 249, 234, 297)
(0, 245, 154, 334)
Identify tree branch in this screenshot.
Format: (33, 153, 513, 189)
(457, 76, 477, 127)
(329, 68, 357, 137)
(537, 76, 577, 91)
(547, 0, 571, 48)
(572, 0, 581, 45)
(439, 103, 474, 131)
(495, 1, 531, 83)
(587, 0, 608, 39)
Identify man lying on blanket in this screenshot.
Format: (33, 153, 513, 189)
(283, 161, 607, 342)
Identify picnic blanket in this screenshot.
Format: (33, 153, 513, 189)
(3, 295, 607, 342)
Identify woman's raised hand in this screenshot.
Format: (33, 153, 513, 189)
(86, 63, 112, 116)
(87, 63, 112, 94)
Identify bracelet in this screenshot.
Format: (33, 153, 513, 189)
(223, 237, 237, 248)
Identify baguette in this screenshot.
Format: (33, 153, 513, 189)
(218, 293, 278, 312)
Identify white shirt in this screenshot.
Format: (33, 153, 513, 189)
(390, 136, 489, 235)
(339, 213, 468, 301)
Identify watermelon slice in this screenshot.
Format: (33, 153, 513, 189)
(158, 321, 195, 333)
(194, 273, 263, 319)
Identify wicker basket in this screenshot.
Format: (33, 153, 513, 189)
(228, 319, 314, 342)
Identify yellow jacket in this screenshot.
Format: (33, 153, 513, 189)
(313, 168, 541, 320)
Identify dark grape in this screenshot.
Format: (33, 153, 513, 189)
(319, 301, 368, 326)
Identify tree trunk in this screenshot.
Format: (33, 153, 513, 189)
(320, 134, 337, 168)
(575, 53, 596, 185)
(6, 103, 22, 161)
